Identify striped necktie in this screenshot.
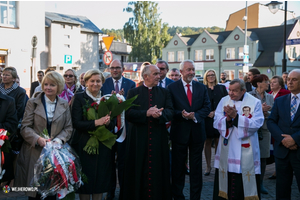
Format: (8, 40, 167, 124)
(291, 95, 298, 121)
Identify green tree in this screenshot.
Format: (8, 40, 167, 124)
(123, 1, 171, 63)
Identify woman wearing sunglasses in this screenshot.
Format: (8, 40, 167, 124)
(59, 69, 80, 104)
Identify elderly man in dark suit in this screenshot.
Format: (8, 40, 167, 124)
(168, 60, 211, 200)
(267, 69, 300, 199)
(101, 59, 136, 200)
(30, 70, 44, 97)
(156, 60, 174, 88)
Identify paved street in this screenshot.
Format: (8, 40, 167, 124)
(0, 148, 299, 200)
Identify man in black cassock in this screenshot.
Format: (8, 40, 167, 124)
(122, 64, 174, 200)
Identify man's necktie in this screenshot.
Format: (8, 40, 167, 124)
(115, 80, 119, 93)
(159, 80, 163, 87)
(291, 95, 298, 121)
(186, 84, 192, 106)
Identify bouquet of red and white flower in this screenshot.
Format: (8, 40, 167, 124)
(31, 141, 84, 200)
(0, 129, 11, 180)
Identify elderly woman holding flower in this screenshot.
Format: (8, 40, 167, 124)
(15, 71, 72, 200)
(70, 69, 115, 200)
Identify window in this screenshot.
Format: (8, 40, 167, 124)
(177, 51, 184, 61)
(64, 35, 70, 39)
(64, 44, 70, 48)
(0, 1, 16, 26)
(206, 49, 214, 60)
(168, 52, 174, 62)
(61, 24, 65, 29)
(226, 48, 235, 59)
(238, 47, 244, 59)
(288, 47, 296, 59)
(195, 50, 203, 61)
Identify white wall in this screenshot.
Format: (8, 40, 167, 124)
(0, 1, 45, 91)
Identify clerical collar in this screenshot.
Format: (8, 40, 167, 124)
(143, 82, 153, 89)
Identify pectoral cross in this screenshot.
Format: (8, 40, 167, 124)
(221, 169, 226, 179)
(246, 171, 251, 182)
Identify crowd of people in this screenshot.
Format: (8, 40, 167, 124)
(0, 60, 299, 200)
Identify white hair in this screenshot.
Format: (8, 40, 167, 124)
(179, 60, 195, 70)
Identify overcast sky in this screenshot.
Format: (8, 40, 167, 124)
(45, 1, 300, 30)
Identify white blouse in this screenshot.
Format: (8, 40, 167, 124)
(44, 95, 57, 122)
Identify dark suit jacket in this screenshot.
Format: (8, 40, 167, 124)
(7, 86, 26, 121)
(267, 94, 300, 160)
(168, 80, 211, 144)
(165, 77, 174, 88)
(246, 82, 253, 92)
(30, 81, 39, 97)
(101, 76, 136, 99)
(0, 93, 18, 134)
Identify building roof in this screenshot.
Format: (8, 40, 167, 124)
(176, 22, 296, 67)
(249, 23, 294, 67)
(180, 34, 200, 46)
(45, 12, 103, 34)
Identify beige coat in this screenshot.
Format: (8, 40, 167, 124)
(15, 92, 72, 197)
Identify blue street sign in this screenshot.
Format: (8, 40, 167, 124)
(235, 63, 244, 67)
(235, 63, 253, 67)
(64, 55, 72, 64)
(286, 39, 300, 45)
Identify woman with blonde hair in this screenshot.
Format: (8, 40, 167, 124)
(59, 69, 80, 103)
(15, 71, 73, 200)
(203, 69, 227, 176)
(70, 69, 115, 200)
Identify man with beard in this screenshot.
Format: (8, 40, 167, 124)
(122, 64, 173, 200)
(168, 60, 211, 200)
(219, 72, 230, 91)
(101, 59, 136, 200)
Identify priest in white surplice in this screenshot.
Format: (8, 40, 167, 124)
(213, 79, 264, 200)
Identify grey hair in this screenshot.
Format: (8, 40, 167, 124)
(230, 79, 246, 91)
(156, 60, 169, 70)
(179, 60, 195, 70)
(141, 65, 153, 80)
(289, 69, 300, 74)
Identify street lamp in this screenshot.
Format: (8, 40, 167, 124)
(266, 1, 287, 73)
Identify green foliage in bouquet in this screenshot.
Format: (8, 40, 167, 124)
(83, 94, 138, 154)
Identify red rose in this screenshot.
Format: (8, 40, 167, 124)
(91, 102, 98, 107)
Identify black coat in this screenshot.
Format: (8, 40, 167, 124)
(7, 86, 26, 121)
(205, 84, 228, 138)
(122, 85, 173, 200)
(70, 91, 115, 194)
(0, 93, 18, 134)
(168, 80, 211, 144)
(30, 81, 39, 97)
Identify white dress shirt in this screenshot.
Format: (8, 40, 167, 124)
(112, 77, 123, 90)
(44, 95, 57, 123)
(157, 77, 166, 88)
(181, 79, 193, 94)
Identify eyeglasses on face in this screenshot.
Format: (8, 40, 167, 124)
(159, 68, 166, 71)
(207, 74, 215, 77)
(64, 74, 74, 78)
(110, 67, 122, 71)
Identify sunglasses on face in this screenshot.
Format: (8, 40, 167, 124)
(64, 74, 74, 78)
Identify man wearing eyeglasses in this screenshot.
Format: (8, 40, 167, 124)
(156, 60, 174, 88)
(101, 59, 135, 200)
